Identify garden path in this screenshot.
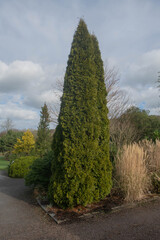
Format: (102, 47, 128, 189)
(0, 170, 160, 240)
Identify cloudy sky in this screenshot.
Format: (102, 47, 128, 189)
(0, 0, 160, 130)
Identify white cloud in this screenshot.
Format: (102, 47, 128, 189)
(0, 0, 160, 129)
(0, 60, 64, 129)
(123, 85, 159, 111)
(0, 60, 45, 93)
(121, 49, 160, 114)
(0, 102, 38, 120)
(23, 89, 61, 109)
(0, 60, 63, 102)
(123, 49, 160, 88)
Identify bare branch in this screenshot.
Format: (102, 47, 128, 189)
(49, 62, 131, 130)
(1, 118, 14, 132)
(105, 62, 130, 119)
(48, 77, 63, 125)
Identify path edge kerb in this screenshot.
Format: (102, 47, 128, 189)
(36, 195, 160, 224)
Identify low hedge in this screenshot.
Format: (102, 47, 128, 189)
(8, 156, 37, 178)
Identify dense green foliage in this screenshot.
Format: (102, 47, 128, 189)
(152, 129, 160, 142)
(25, 151, 53, 189)
(36, 103, 51, 156)
(0, 130, 23, 154)
(48, 19, 112, 208)
(8, 156, 37, 178)
(91, 34, 112, 196)
(121, 106, 160, 142)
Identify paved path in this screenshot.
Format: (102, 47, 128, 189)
(0, 170, 160, 240)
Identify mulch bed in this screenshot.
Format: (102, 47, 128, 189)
(35, 188, 160, 224)
(49, 196, 123, 219)
(36, 191, 124, 223)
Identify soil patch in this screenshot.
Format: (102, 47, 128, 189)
(37, 192, 160, 224)
(37, 194, 124, 223)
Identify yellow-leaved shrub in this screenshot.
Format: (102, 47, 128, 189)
(13, 130, 35, 155)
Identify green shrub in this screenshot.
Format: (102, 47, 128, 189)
(8, 156, 37, 178)
(25, 151, 53, 190)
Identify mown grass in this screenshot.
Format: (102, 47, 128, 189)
(0, 155, 9, 170)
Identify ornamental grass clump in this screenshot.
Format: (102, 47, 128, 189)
(141, 140, 160, 193)
(115, 143, 150, 202)
(153, 140, 160, 171)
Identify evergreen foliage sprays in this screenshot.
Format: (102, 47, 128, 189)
(48, 19, 112, 208)
(36, 103, 51, 156)
(91, 34, 112, 198)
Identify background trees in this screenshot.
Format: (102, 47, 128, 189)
(48, 19, 112, 208)
(120, 106, 160, 142)
(0, 130, 24, 157)
(36, 103, 51, 156)
(24, 104, 53, 189)
(1, 118, 14, 132)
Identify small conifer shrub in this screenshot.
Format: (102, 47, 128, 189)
(25, 151, 53, 190)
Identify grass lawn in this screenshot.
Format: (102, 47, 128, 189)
(0, 156, 9, 170)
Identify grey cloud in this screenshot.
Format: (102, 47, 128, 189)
(122, 85, 159, 115)
(0, 102, 38, 120)
(122, 49, 160, 88)
(0, 0, 160, 129)
(0, 61, 45, 93)
(0, 60, 64, 119)
(23, 89, 61, 109)
(117, 49, 160, 115)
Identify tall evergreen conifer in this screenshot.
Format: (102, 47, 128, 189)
(48, 19, 112, 208)
(36, 103, 51, 156)
(91, 34, 112, 197)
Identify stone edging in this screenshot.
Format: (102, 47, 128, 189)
(37, 195, 160, 224)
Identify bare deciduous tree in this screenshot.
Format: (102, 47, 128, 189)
(110, 116, 139, 148)
(1, 118, 14, 132)
(104, 62, 138, 147)
(48, 78, 63, 124)
(104, 62, 130, 119)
